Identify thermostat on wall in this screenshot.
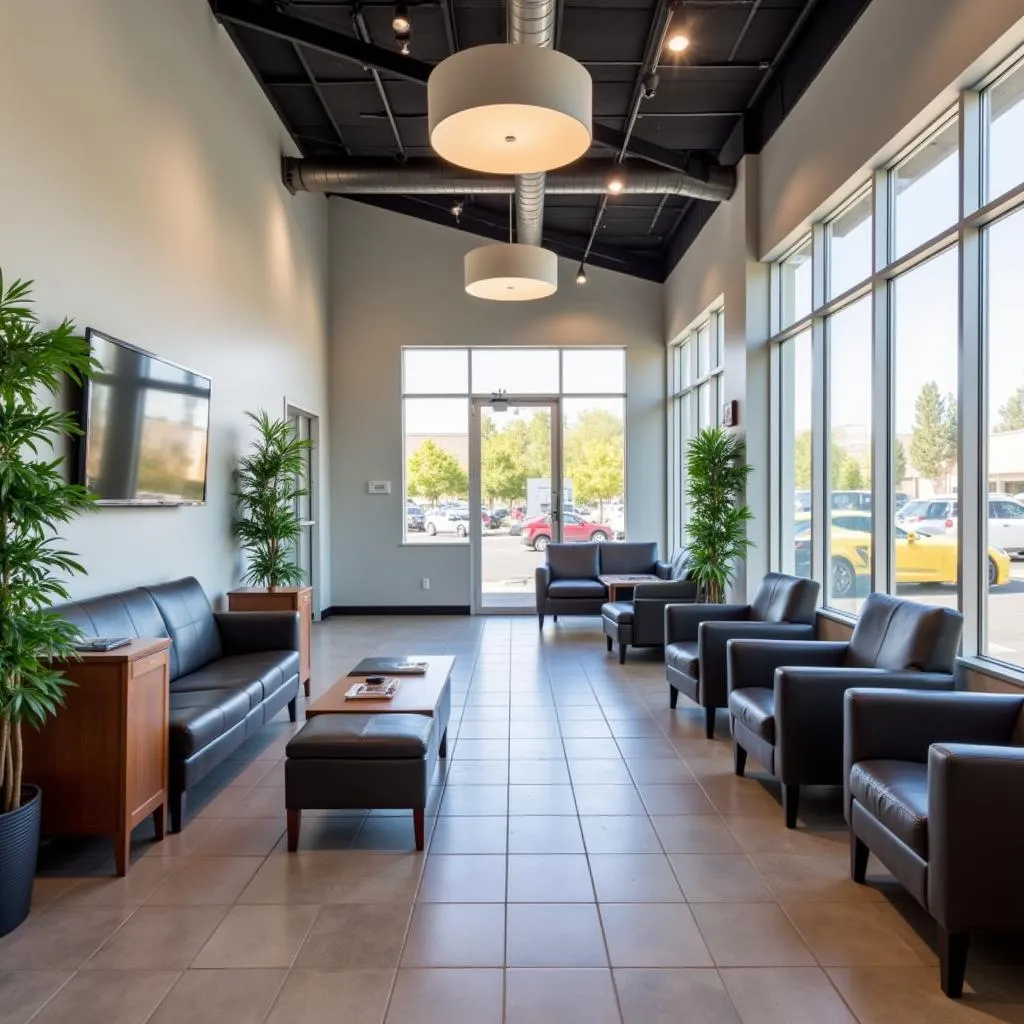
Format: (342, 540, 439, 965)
(722, 400, 738, 427)
(368, 481, 392, 495)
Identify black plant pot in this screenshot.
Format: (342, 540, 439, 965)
(0, 785, 41, 937)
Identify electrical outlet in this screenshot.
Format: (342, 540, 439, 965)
(421, 578, 430, 590)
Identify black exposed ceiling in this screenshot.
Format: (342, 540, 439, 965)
(215, 0, 874, 280)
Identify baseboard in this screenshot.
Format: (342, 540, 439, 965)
(321, 605, 472, 617)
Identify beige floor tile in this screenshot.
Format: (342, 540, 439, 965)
(615, 968, 740, 1023)
(601, 903, 713, 968)
(191, 904, 318, 968)
(439, 786, 508, 816)
(508, 784, 578, 815)
(784, 902, 935, 967)
(562, 738, 622, 759)
(722, 817, 849, 856)
(440, 760, 509, 785)
(669, 854, 775, 902)
(266, 969, 394, 1024)
(148, 969, 287, 1024)
(191, 817, 286, 856)
(27, 969, 178, 1024)
(402, 903, 505, 967)
(567, 759, 634, 784)
(0, 906, 133, 970)
(616, 737, 679, 759)
(273, 813, 364, 852)
(624, 758, 695, 783)
(140, 817, 229, 859)
(144, 857, 262, 906)
(508, 760, 570, 784)
(507, 815, 584, 854)
(507, 855, 595, 902)
(505, 903, 607, 966)
(84, 905, 228, 970)
(751, 852, 887, 903)
(509, 738, 565, 759)
(324, 852, 424, 903)
(580, 815, 663, 853)
(53, 858, 179, 910)
(572, 784, 647, 815)
(589, 853, 684, 902)
(429, 816, 508, 854)
(351, 815, 424, 852)
(385, 968, 503, 1024)
(505, 967, 621, 1024)
(418, 855, 506, 902)
(639, 783, 716, 815)
(0, 970, 72, 1024)
(690, 903, 816, 967)
(651, 815, 742, 854)
(193, 785, 253, 819)
(238, 851, 345, 904)
(721, 967, 855, 1024)
(295, 904, 412, 969)
(701, 778, 784, 817)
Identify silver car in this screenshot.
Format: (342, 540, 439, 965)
(897, 494, 1024, 557)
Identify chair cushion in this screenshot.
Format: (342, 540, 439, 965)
(169, 688, 252, 758)
(749, 573, 820, 625)
(666, 641, 699, 679)
(546, 543, 600, 580)
(599, 541, 658, 576)
(287, 714, 433, 760)
(602, 602, 634, 624)
(548, 579, 607, 599)
(729, 687, 776, 743)
(848, 593, 963, 673)
(169, 651, 300, 709)
(849, 759, 929, 858)
(146, 577, 223, 681)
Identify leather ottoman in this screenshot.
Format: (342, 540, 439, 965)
(601, 602, 634, 662)
(285, 713, 437, 851)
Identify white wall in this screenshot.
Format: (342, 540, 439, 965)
(0, 0, 331, 607)
(328, 199, 665, 608)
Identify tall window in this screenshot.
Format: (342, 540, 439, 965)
(778, 330, 813, 579)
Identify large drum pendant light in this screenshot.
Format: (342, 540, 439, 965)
(429, 44, 592, 174)
(465, 243, 558, 301)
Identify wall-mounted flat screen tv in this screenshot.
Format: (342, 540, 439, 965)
(78, 329, 211, 505)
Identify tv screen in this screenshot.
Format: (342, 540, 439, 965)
(79, 329, 211, 505)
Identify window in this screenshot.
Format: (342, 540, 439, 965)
(778, 237, 812, 329)
(471, 348, 559, 395)
(986, 58, 1024, 202)
(778, 330, 813, 579)
(827, 191, 872, 298)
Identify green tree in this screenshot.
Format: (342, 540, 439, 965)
(407, 439, 468, 505)
(839, 459, 865, 490)
(996, 384, 1024, 433)
(895, 440, 908, 485)
(568, 437, 623, 519)
(794, 431, 812, 489)
(793, 432, 864, 490)
(481, 429, 527, 504)
(909, 381, 957, 488)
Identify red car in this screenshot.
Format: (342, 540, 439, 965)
(521, 512, 611, 551)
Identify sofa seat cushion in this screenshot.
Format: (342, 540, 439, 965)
(287, 714, 433, 760)
(548, 579, 606, 599)
(169, 689, 252, 758)
(602, 602, 634, 625)
(170, 651, 300, 709)
(666, 641, 699, 680)
(729, 687, 776, 744)
(849, 759, 929, 858)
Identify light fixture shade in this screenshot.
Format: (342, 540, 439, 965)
(464, 243, 558, 301)
(429, 44, 592, 173)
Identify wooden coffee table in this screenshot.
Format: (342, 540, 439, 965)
(598, 573, 661, 602)
(306, 655, 453, 757)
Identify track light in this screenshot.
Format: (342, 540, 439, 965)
(393, 2, 411, 54)
(606, 174, 624, 194)
(451, 198, 464, 221)
(667, 33, 689, 53)
(576, 266, 588, 285)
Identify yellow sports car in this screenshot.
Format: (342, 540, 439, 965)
(794, 512, 1011, 597)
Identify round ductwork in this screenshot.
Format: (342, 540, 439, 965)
(428, 44, 592, 174)
(464, 243, 558, 301)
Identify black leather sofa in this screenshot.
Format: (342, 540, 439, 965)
(56, 577, 301, 831)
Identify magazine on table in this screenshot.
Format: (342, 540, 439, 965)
(344, 677, 401, 700)
(350, 657, 429, 676)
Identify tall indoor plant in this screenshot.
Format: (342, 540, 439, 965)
(0, 273, 94, 935)
(233, 410, 312, 589)
(685, 426, 754, 603)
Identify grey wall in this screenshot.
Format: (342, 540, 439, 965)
(0, 0, 331, 607)
(328, 199, 665, 608)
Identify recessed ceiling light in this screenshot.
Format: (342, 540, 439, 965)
(667, 34, 689, 53)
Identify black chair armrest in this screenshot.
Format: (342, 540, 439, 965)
(535, 564, 551, 597)
(775, 667, 954, 786)
(634, 580, 699, 601)
(654, 560, 673, 580)
(929, 743, 1024, 931)
(214, 611, 300, 656)
(727, 639, 848, 693)
(664, 602, 751, 644)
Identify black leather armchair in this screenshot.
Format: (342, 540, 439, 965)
(602, 548, 698, 663)
(727, 592, 962, 828)
(844, 689, 1024, 997)
(665, 573, 820, 738)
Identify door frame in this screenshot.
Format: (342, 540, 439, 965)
(469, 396, 563, 614)
(284, 400, 322, 620)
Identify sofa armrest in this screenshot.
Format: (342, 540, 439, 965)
(214, 611, 300, 656)
(634, 580, 699, 601)
(727, 639, 848, 694)
(775, 667, 954, 786)
(929, 743, 1024, 931)
(665, 602, 751, 644)
(535, 564, 551, 598)
(654, 560, 673, 580)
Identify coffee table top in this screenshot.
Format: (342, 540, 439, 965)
(598, 574, 661, 585)
(306, 655, 454, 718)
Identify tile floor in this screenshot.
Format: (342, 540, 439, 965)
(3, 615, 1024, 1023)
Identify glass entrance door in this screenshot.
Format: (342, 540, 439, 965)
(470, 399, 561, 612)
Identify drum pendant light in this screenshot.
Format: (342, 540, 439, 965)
(465, 243, 558, 301)
(429, 43, 592, 174)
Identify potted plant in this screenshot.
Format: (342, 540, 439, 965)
(0, 273, 94, 936)
(233, 411, 312, 589)
(685, 426, 754, 603)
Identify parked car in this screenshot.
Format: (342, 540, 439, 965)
(425, 509, 470, 536)
(484, 507, 509, 529)
(897, 493, 1024, 557)
(406, 503, 425, 532)
(521, 512, 612, 551)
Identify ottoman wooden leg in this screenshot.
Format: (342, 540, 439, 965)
(413, 808, 425, 851)
(287, 808, 301, 852)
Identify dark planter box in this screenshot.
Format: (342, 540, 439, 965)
(0, 785, 41, 937)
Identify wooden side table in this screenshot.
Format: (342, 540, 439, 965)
(23, 638, 171, 876)
(227, 586, 313, 696)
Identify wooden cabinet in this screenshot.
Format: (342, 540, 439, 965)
(227, 586, 312, 696)
(23, 638, 171, 876)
